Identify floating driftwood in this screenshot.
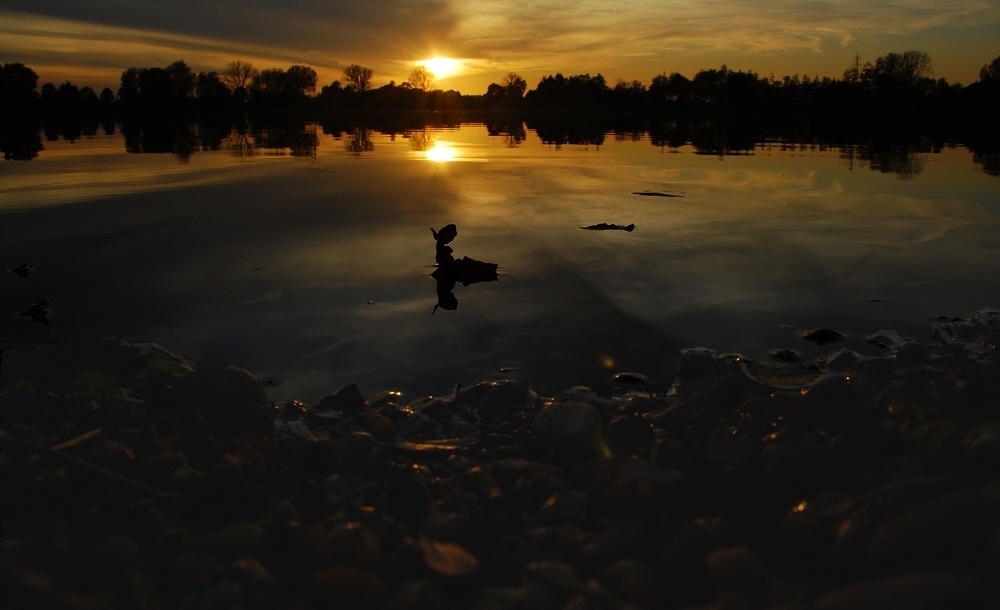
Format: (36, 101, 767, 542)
(581, 223, 635, 232)
(632, 190, 684, 197)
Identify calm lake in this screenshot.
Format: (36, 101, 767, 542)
(2, 119, 999, 400)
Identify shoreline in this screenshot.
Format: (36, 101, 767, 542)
(2, 309, 999, 608)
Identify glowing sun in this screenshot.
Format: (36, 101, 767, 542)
(420, 56, 461, 79)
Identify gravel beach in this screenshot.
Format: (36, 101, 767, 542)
(2, 310, 999, 609)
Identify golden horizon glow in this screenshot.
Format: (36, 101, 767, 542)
(419, 57, 462, 80)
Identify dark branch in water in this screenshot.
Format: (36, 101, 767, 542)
(582, 223, 635, 232)
(633, 191, 684, 197)
(431, 224, 498, 312)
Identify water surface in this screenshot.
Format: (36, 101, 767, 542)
(2, 122, 998, 400)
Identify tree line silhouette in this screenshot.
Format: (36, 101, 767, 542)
(3, 51, 999, 119)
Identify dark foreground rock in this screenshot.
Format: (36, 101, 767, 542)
(2, 310, 999, 609)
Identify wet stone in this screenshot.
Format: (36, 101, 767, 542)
(867, 489, 1000, 572)
(597, 559, 659, 605)
(477, 381, 539, 422)
(814, 573, 981, 610)
(531, 401, 608, 459)
(325, 521, 384, 571)
(606, 414, 656, 457)
(706, 546, 771, 596)
(312, 382, 366, 416)
(535, 489, 588, 525)
(804, 328, 845, 345)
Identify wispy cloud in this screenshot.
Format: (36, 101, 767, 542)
(451, 0, 1000, 62)
(2, 0, 998, 90)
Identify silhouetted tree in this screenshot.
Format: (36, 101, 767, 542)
(964, 54, 1000, 116)
(166, 60, 195, 101)
(691, 65, 729, 104)
(195, 71, 230, 110)
(78, 86, 100, 115)
(648, 73, 670, 105)
(286, 65, 318, 96)
(39, 82, 57, 113)
(318, 80, 345, 106)
(251, 68, 287, 100)
(99, 87, 115, 108)
(649, 72, 691, 106)
(222, 61, 257, 90)
(862, 51, 933, 88)
(57, 82, 79, 109)
(980, 55, 1000, 82)
(250, 65, 318, 109)
(1, 62, 39, 114)
(721, 70, 767, 110)
(117, 63, 193, 112)
(222, 60, 258, 104)
(343, 64, 374, 92)
(527, 73, 610, 109)
(482, 72, 527, 110)
(501, 72, 527, 98)
(612, 78, 646, 110)
(118, 68, 141, 107)
(137, 67, 174, 110)
(408, 66, 434, 91)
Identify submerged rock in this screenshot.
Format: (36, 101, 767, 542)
(804, 328, 844, 345)
(17, 300, 50, 324)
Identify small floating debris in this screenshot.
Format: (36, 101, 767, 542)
(498, 367, 519, 373)
(614, 371, 649, 384)
(364, 299, 376, 305)
(803, 328, 843, 345)
(18, 301, 50, 324)
(582, 223, 635, 232)
(10, 263, 31, 277)
(632, 190, 684, 197)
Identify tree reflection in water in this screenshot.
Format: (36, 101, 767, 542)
(6, 116, 1000, 178)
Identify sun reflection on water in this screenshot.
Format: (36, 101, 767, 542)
(425, 141, 457, 162)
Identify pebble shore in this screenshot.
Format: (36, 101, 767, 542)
(2, 310, 999, 609)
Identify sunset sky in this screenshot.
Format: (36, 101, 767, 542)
(2, 0, 999, 95)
